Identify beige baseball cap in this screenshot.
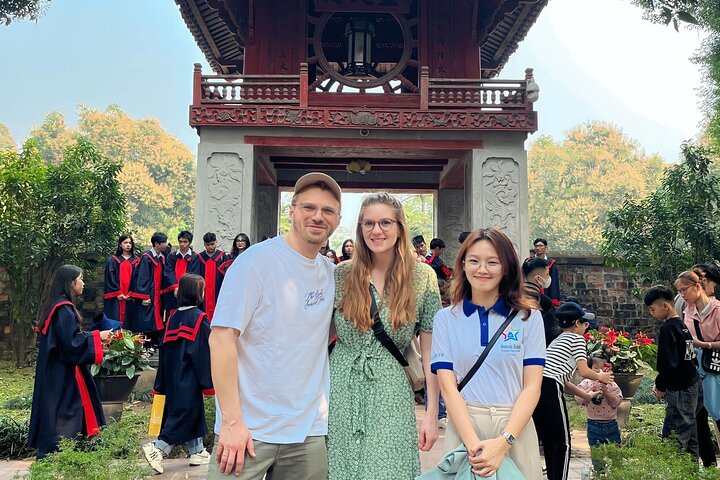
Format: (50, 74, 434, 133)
(293, 172, 342, 203)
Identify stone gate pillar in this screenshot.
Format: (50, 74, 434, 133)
(194, 141, 257, 251)
(436, 188, 466, 265)
(255, 185, 279, 241)
(466, 145, 529, 254)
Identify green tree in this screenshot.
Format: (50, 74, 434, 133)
(602, 142, 720, 285)
(0, 138, 125, 366)
(28, 105, 196, 246)
(398, 194, 434, 238)
(0, 123, 15, 151)
(0, 0, 51, 25)
(528, 122, 665, 252)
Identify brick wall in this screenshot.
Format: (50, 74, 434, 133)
(554, 254, 652, 333)
(0, 259, 106, 361)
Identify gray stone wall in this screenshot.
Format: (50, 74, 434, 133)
(554, 254, 651, 333)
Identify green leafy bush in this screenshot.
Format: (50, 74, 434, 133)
(3, 396, 32, 410)
(632, 377, 659, 405)
(593, 431, 720, 479)
(20, 410, 150, 479)
(0, 415, 32, 459)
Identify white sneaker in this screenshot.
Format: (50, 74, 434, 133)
(438, 418, 448, 429)
(189, 449, 211, 466)
(142, 442, 164, 474)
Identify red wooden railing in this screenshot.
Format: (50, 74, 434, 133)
(192, 63, 534, 112)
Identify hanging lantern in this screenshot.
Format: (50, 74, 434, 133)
(344, 17, 375, 76)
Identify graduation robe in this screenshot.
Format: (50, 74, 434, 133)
(130, 251, 174, 333)
(29, 297, 105, 459)
(103, 255, 140, 326)
(188, 250, 227, 321)
(425, 254, 453, 281)
(163, 250, 197, 315)
(153, 307, 213, 445)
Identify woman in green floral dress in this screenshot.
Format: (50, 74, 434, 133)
(327, 192, 442, 480)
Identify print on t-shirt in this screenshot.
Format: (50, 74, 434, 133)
(304, 289, 326, 310)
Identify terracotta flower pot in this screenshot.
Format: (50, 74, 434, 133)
(94, 374, 140, 421)
(613, 373, 643, 428)
(614, 373, 643, 398)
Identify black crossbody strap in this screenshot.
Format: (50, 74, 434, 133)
(370, 287, 409, 367)
(693, 318, 706, 342)
(458, 310, 519, 392)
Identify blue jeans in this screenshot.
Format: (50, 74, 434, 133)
(155, 436, 204, 455)
(424, 390, 446, 419)
(586, 419, 620, 447)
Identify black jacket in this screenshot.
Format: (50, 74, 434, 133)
(656, 317, 699, 392)
(524, 282, 560, 346)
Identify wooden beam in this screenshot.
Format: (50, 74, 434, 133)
(186, 0, 225, 72)
(246, 136, 483, 150)
(273, 164, 445, 172)
(278, 180, 438, 190)
(494, 3, 533, 62)
(268, 157, 449, 166)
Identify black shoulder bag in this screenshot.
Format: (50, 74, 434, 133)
(692, 318, 720, 374)
(457, 310, 519, 391)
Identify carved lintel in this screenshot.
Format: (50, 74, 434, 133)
(190, 106, 537, 132)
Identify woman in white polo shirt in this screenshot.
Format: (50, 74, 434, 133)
(431, 228, 546, 480)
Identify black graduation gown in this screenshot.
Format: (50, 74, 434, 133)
(153, 307, 213, 445)
(548, 259, 560, 304)
(425, 253, 453, 281)
(129, 251, 174, 333)
(103, 255, 140, 326)
(29, 297, 105, 459)
(188, 250, 227, 321)
(163, 251, 197, 315)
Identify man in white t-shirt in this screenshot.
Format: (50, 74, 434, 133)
(207, 172, 342, 479)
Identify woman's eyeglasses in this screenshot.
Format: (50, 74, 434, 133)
(359, 219, 397, 232)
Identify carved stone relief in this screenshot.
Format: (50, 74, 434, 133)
(438, 189, 465, 265)
(256, 186, 278, 241)
(482, 158, 520, 247)
(205, 153, 244, 249)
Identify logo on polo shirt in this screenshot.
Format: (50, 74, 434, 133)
(500, 326, 521, 355)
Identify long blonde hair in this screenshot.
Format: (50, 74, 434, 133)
(338, 192, 416, 331)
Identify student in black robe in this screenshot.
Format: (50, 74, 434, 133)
(188, 232, 227, 321)
(103, 234, 140, 326)
(217, 232, 251, 277)
(29, 265, 112, 459)
(142, 273, 213, 474)
(425, 237, 453, 281)
(163, 230, 197, 318)
(130, 232, 174, 339)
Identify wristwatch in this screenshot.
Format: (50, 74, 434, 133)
(501, 431, 515, 445)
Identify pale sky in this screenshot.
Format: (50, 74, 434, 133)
(0, 0, 707, 235)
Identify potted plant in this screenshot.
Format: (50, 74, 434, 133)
(584, 328, 657, 398)
(90, 330, 153, 420)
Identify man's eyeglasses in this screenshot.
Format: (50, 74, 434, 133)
(292, 202, 340, 218)
(360, 219, 397, 232)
